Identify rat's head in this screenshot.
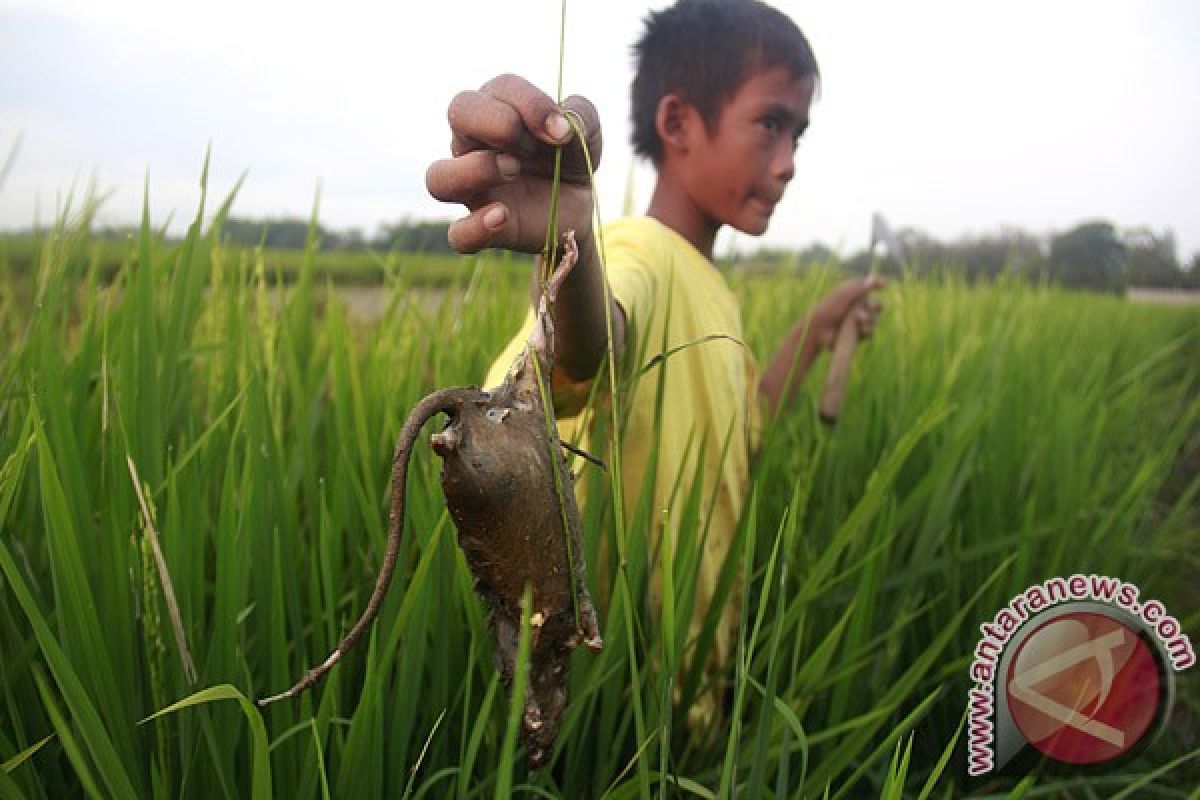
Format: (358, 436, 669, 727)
(431, 392, 533, 514)
(631, 0, 819, 235)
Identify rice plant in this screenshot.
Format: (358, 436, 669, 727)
(0, 169, 1196, 798)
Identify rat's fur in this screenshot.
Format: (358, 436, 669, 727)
(261, 232, 602, 769)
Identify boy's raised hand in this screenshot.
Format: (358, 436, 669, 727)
(760, 276, 887, 417)
(807, 276, 886, 349)
(426, 74, 602, 255)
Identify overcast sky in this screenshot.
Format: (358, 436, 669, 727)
(2, 0, 1198, 259)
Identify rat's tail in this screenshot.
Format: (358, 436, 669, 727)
(258, 386, 482, 707)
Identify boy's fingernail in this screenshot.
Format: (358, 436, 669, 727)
(546, 112, 571, 142)
(484, 206, 507, 230)
(496, 154, 520, 179)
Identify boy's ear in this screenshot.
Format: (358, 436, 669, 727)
(655, 93, 696, 157)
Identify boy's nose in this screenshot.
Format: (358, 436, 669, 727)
(772, 142, 796, 184)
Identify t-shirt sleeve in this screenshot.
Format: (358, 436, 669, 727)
(483, 310, 535, 390)
(600, 222, 660, 373)
(482, 224, 659, 418)
(604, 248, 656, 349)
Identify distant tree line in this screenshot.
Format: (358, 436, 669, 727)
(93, 217, 457, 254)
(820, 220, 1198, 292)
(203, 216, 455, 254)
(85, 215, 1199, 291)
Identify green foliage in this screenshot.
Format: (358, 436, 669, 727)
(0, 195, 1197, 799)
(373, 219, 457, 254)
(217, 216, 455, 254)
(830, 220, 1200, 292)
(1125, 228, 1198, 289)
(220, 216, 346, 251)
(1048, 220, 1126, 292)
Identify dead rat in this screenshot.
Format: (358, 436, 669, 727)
(259, 231, 603, 770)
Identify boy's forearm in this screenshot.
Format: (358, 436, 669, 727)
(530, 233, 624, 382)
(759, 317, 821, 417)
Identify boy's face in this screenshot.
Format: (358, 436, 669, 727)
(683, 65, 815, 236)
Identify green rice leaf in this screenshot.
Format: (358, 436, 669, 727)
(141, 685, 272, 800)
(0, 734, 52, 774)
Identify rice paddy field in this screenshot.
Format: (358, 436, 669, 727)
(0, 188, 1198, 799)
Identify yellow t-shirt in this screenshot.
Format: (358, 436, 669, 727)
(484, 215, 764, 674)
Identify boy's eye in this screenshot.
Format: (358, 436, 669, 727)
(760, 114, 808, 146)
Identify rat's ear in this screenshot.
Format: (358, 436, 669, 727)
(655, 93, 695, 157)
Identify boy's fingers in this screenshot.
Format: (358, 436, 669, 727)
(561, 94, 604, 166)
(447, 202, 519, 255)
(833, 275, 887, 312)
(854, 307, 876, 339)
(480, 74, 574, 147)
(852, 275, 887, 297)
(448, 89, 541, 158)
(426, 151, 520, 203)
(828, 282, 865, 315)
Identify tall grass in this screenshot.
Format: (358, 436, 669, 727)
(0, 182, 1197, 798)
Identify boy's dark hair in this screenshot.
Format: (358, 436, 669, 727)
(631, 0, 819, 164)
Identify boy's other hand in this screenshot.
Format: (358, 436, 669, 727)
(426, 74, 602, 255)
(808, 276, 886, 350)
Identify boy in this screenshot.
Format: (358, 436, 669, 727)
(425, 0, 882, 711)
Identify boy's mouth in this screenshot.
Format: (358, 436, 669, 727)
(749, 194, 779, 217)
